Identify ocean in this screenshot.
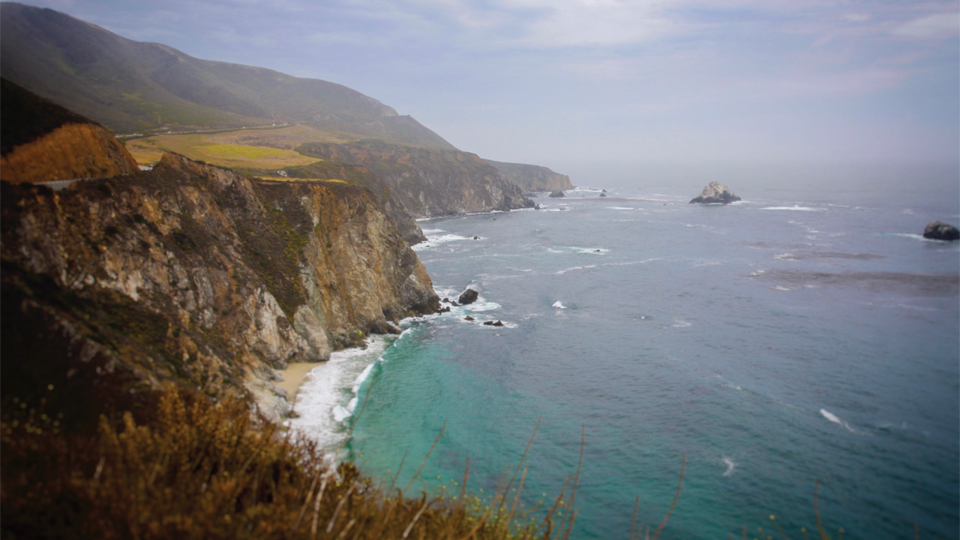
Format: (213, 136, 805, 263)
(289, 163, 960, 539)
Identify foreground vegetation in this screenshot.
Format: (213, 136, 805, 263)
(1, 387, 584, 540)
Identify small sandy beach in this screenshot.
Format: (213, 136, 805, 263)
(276, 362, 323, 402)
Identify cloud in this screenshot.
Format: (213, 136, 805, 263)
(842, 13, 870, 23)
(503, 0, 678, 48)
(893, 12, 959, 39)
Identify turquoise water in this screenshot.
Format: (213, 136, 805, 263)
(292, 168, 959, 538)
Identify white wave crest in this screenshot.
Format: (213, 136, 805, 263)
(820, 408, 857, 433)
(552, 301, 566, 309)
(412, 233, 475, 251)
(722, 457, 736, 477)
(556, 265, 597, 275)
(287, 336, 392, 456)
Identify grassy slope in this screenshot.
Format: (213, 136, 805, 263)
(0, 3, 454, 149)
(1, 386, 581, 540)
(0, 78, 93, 155)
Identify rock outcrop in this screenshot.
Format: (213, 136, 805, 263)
(458, 288, 479, 305)
(690, 182, 741, 204)
(484, 159, 574, 192)
(923, 221, 960, 241)
(549, 190, 565, 198)
(1, 153, 439, 421)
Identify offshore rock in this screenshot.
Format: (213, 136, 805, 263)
(549, 190, 565, 198)
(458, 288, 479, 305)
(1, 153, 439, 422)
(923, 221, 960, 241)
(690, 182, 741, 204)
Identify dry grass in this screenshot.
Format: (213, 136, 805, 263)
(123, 124, 357, 169)
(126, 134, 321, 169)
(1, 387, 580, 540)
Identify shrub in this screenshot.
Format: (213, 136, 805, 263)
(1, 388, 578, 540)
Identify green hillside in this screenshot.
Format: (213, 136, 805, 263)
(0, 3, 454, 149)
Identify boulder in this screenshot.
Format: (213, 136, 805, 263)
(464, 316, 475, 322)
(483, 320, 504, 327)
(923, 221, 960, 241)
(458, 287, 479, 305)
(690, 182, 741, 204)
(549, 190, 565, 198)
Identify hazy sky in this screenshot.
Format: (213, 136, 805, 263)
(18, 0, 960, 170)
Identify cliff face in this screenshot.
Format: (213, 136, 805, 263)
(1, 153, 438, 421)
(294, 140, 535, 220)
(484, 159, 574, 192)
(0, 122, 139, 183)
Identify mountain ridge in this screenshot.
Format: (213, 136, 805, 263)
(0, 2, 454, 149)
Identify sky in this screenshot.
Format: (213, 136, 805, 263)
(16, 0, 960, 173)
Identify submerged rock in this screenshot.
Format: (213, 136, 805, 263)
(458, 287, 479, 305)
(549, 190, 565, 198)
(923, 221, 960, 241)
(690, 182, 741, 204)
(483, 320, 504, 327)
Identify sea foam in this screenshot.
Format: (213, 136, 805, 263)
(821, 408, 857, 433)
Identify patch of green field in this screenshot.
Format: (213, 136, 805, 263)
(125, 131, 322, 170)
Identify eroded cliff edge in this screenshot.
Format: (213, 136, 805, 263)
(1, 153, 439, 421)
(484, 159, 574, 192)
(290, 140, 535, 225)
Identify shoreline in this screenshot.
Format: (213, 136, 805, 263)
(276, 361, 324, 403)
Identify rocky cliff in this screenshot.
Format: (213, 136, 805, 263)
(484, 159, 574, 192)
(0, 78, 139, 183)
(1, 153, 439, 421)
(292, 140, 535, 222)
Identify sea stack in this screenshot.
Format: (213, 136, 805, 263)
(690, 181, 741, 204)
(922, 221, 960, 241)
(549, 190, 565, 198)
(458, 287, 480, 305)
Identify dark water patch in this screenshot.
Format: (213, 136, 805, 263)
(750, 269, 959, 296)
(773, 251, 886, 261)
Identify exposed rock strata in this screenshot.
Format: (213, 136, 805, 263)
(484, 159, 574, 192)
(690, 182, 741, 204)
(1, 153, 439, 421)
